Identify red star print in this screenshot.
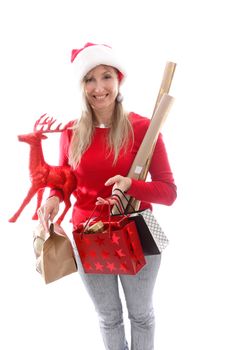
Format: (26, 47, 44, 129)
(120, 263, 128, 272)
(89, 250, 97, 258)
(106, 262, 116, 272)
(127, 229, 134, 236)
(111, 233, 120, 245)
(95, 262, 104, 271)
(101, 250, 110, 259)
(83, 262, 93, 271)
(95, 236, 105, 246)
(127, 223, 136, 236)
(115, 249, 126, 259)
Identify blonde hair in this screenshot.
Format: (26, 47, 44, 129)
(69, 89, 133, 168)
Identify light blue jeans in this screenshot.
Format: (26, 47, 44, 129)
(75, 250, 161, 350)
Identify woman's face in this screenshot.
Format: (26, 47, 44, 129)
(84, 65, 119, 114)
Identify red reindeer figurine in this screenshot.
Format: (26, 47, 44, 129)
(9, 114, 77, 224)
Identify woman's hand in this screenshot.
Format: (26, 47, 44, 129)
(38, 196, 60, 225)
(96, 175, 132, 205)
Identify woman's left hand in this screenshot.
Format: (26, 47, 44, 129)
(96, 175, 132, 205)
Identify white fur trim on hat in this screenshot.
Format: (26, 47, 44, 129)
(72, 44, 126, 84)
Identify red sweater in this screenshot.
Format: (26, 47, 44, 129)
(51, 112, 177, 226)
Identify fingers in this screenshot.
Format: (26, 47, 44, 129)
(41, 205, 49, 222)
(38, 196, 60, 227)
(105, 175, 132, 193)
(96, 197, 112, 205)
(105, 175, 121, 186)
(101, 175, 132, 210)
(49, 210, 56, 222)
(37, 206, 49, 231)
(95, 197, 116, 206)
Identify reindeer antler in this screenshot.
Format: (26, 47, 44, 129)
(34, 114, 69, 133)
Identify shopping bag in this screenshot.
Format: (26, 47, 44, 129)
(73, 204, 146, 275)
(33, 211, 77, 284)
(129, 209, 169, 254)
(112, 189, 169, 255)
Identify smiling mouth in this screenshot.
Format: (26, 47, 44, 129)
(94, 94, 108, 100)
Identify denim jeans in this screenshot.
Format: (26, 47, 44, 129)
(75, 248, 161, 350)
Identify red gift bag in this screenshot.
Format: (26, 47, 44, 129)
(73, 205, 146, 275)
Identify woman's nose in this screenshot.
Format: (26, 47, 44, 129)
(93, 80, 104, 92)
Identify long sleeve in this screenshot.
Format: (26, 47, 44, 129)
(126, 133, 177, 206)
(49, 128, 72, 201)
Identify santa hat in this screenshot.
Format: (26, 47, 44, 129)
(71, 42, 126, 84)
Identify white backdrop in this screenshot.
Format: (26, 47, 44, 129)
(0, 0, 232, 349)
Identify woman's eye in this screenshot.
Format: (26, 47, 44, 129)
(104, 74, 112, 79)
(85, 77, 94, 83)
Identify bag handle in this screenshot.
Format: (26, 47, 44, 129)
(79, 191, 133, 237)
(112, 188, 136, 214)
(80, 201, 112, 236)
(110, 193, 126, 215)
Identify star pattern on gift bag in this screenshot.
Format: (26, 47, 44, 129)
(115, 248, 126, 259)
(79, 250, 86, 260)
(74, 217, 146, 275)
(95, 262, 104, 271)
(120, 263, 128, 272)
(101, 250, 110, 259)
(89, 250, 97, 258)
(83, 262, 93, 271)
(106, 262, 116, 272)
(111, 233, 120, 245)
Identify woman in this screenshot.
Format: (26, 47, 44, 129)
(42, 42, 177, 350)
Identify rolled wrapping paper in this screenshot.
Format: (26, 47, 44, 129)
(128, 62, 176, 211)
(128, 94, 174, 180)
(154, 62, 176, 111)
(126, 94, 174, 212)
(112, 93, 174, 214)
(138, 62, 177, 183)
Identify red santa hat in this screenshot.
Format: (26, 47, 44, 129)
(71, 42, 126, 84)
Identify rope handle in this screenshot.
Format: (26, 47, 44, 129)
(79, 190, 135, 238)
(110, 193, 126, 215)
(81, 205, 107, 232)
(80, 200, 111, 236)
(112, 188, 136, 214)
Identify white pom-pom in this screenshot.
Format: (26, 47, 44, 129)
(116, 92, 123, 103)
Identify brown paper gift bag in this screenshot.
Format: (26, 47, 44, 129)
(33, 211, 77, 284)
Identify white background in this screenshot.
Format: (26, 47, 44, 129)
(0, 0, 232, 349)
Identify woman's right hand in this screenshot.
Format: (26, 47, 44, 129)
(38, 196, 60, 225)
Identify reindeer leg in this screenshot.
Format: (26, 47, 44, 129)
(32, 188, 45, 220)
(8, 186, 38, 222)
